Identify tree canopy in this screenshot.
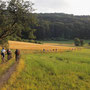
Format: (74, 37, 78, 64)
(35, 13, 90, 40)
(0, 0, 37, 43)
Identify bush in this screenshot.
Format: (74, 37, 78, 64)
(74, 38, 80, 46)
(37, 41, 43, 44)
(88, 43, 90, 46)
(29, 40, 35, 43)
(34, 41, 43, 44)
(80, 39, 84, 46)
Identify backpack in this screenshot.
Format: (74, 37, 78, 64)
(7, 50, 11, 55)
(1, 49, 5, 54)
(16, 50, 20, 55)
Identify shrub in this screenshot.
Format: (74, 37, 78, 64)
(37, 41, 43, 44)
(29, 40, 35, 43)
(74, 38, 80, 46)
(34, 41, 43, 44)
(88, 43, 90, 46)
(80, 39, 84, 46)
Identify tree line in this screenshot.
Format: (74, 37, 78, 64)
(35, 13, 90, 40)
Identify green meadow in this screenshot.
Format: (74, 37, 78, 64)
(40, 40, 90, 45)
(2, 49, 90, 90)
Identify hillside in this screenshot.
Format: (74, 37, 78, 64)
(35, 13, 90, 40)
(7, 13, 90, 41)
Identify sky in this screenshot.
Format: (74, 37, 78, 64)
(30, 0, 90, 15)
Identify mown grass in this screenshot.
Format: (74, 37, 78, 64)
(2, 49, 90, 90)
(40, 40, 74, 44)
(40, 40, 90, 44)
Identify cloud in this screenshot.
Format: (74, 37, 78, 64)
(31, 0, 90, 15)
(31, 0, 68, 13)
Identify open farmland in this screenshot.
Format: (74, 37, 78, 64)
(9, 41, 79, 52)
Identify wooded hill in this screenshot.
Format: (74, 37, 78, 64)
(35, 13, 90, 40)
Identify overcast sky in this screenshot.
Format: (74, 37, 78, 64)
(30, 0, 90, 15)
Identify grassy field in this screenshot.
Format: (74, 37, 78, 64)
(2, 49, 90, 90)
(40, 40, 74, 44)
(40, 40, 90, 45)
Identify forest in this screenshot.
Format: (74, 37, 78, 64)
(35, 13, 90, 40)
(17, 13, 90, 41)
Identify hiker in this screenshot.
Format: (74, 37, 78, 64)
(15, 49, 20, 61)
(1, 48, 6, 63)
(43, 49, 45, 52)
(7, 49, 12, 60)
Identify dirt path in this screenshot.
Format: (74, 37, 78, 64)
(0, 62, 18, 88)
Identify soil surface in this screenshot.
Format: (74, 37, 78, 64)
(0, 62, 18, 88)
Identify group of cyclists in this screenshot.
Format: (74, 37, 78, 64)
(1, 48, 20, 63)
